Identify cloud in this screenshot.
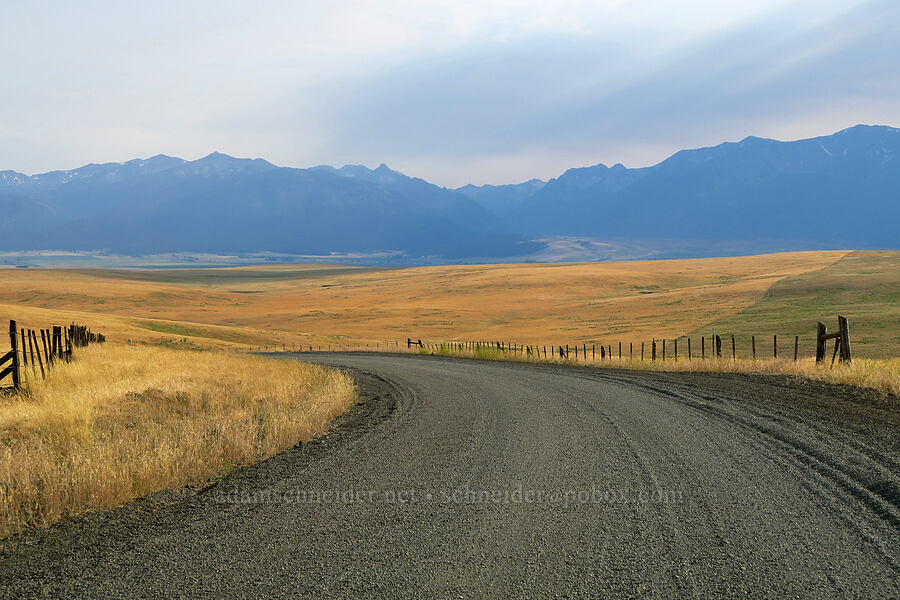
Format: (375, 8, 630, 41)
(0, 0, 895, 186)
(306, 0, 898, 184)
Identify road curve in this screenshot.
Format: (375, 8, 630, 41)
(1, 353, 898, 598)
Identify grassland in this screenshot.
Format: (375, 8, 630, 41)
(0, 344, 355, 537)
(694, 251, 900, 358)
(7, 250, 892, 355)
(0, 250, 897, 535)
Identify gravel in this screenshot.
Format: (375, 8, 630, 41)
(1, 352, 897, 598)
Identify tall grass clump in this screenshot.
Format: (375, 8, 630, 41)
(0, 343, 355, 537)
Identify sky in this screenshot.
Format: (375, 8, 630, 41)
(1, 0, 898, 187)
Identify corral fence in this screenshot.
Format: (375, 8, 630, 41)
(403, 316, 853, 367)
(1, 319, 106, 392)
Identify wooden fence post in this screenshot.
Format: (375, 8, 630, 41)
(27, 330, 37, 375)
(641, 342, 644, 361)
(701, 336, 705, 358)
(731, 335, 735, 361)
(794, 336, 799, 362)
(20, 329, 27, 368)
(752, 335, 756, 361)
(651, 339, 657, 361)
(817, 322, 832, 363)
(838, 316, 852, 363)
(773, 334, 777, 359)
(674, 338, 678, 361)
(662, 339, 666, 361)
(687, 337, 691, 360)
(31, 330, 44, 379)
(715, 335, 722, 359)
(5, 320, 21, 390)
(40, 330, 51, 369)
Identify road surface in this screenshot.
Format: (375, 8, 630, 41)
(1, 353, 898, 598)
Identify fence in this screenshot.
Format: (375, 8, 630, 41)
(0, 320, 106, 392)
(400, 316, 853, 367)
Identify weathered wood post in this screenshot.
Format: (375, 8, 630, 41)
(651, 339, 657, 361)
(701, 337, 705, 358)
(715, 335, 722, 359)
(27, 330, 37, 375)
(752, 335, 757, 360)
(63, 327, 72, 362)
(20, 329, 27, 367)
(641, 342, 645, 361)
(31, 330, 44, 379)
(6, 320, 21, 390)
(773, 334, 777, 359)
(40, 329, 51, 368)
(662, 339, 666, 361)
(731, 335, 736, 361)
(674, 338, 678, 360)
(838, 316, 852, 363)
(687, 337, 691, 360)
(794, 336, 799, 362)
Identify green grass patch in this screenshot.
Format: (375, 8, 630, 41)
(691, 251, 900, 358)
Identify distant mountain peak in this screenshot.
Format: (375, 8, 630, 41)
(197, 151, 235, 162)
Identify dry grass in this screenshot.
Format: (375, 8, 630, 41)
(0, 251, 848, 351)
(423, 346, 900, 398)
(0, 343, 355, 538)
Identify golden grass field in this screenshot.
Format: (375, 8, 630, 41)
(0, 344, 355, 537)
(0, 250, 898, 535)
(3, 250, 897, 359)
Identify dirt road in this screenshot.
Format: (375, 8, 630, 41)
(1, 353, 897, 598)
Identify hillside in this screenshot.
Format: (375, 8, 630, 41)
(0, 156, 530, 259)
(509, 125, 899, 248)
(5, 251, 899, 359)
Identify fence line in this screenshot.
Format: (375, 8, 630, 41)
(387, 317, 852, 367)
(1, 320, 106, 392)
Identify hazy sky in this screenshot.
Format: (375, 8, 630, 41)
(1, 0, 898, 186)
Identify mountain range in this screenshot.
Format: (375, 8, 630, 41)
(1, 125, 897, 263)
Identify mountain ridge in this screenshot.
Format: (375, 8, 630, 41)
(1, 124, 897, 261)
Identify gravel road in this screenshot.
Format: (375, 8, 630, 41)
(1, 353, 898, 598)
